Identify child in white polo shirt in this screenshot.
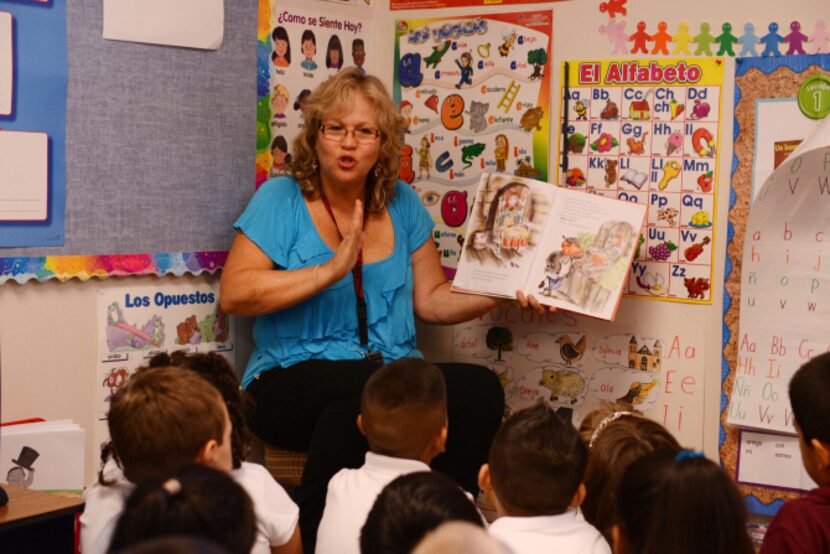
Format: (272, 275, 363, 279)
(315, 358, 448, 554)
(480, 403, 611, 554)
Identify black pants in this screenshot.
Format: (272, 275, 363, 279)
(246, 359, 505, 554)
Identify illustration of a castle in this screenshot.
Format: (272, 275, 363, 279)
(628, 337, 661, 372)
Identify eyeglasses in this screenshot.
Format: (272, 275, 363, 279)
(319, 123, 381, 144)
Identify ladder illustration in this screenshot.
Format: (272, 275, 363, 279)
(498, 80, 521, 113)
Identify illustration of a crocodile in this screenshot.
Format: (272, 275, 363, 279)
(424, 40, 451, 68)
(461, 143, 486, 169)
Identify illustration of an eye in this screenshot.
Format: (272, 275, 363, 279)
(422, 191, 440, 206)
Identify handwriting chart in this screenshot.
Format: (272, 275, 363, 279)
(559, 59, 724, 303)
(727, 145, 830, 433)
(394, 11, 552, 278)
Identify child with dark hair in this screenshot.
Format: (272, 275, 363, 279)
(480, 402, 610, 553)
(293, 89, 311, 112)
(82, 367, 232, 554)
(82, 356, 301, 554)
(316, 358, 448, 554)
(326, 35, 343, 70)
(578, 402, 680, 542)
(115, 536, 231, 554)
(270, 136, 292, 177)
(762, 352, 830, 554)
(108, 465, 257, 554)
(615, 449, 753, 554)
(359, 471, 483, 554)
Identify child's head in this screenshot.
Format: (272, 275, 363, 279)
(115, 536, 230, 554)
(146, 351, 253, 470)
(107, 367, 232, 484)
(615, 450, 753, 554)
(352, 38, 366, 68)
(326, 34, 343, 69)
(481, 402, 587, 516)
(108, 465, 256, 554)
(301, 29, 316, 60)
(459, 52, 472, 66)
(271, 26, 291, 64)
(789, 352, 830, 486)
(359, 358, 447, 462)
(578, 403, 680, 539)
(412, 522, 508, 554)
(360, 471, 483, 554)
(271, 136, 290, 166)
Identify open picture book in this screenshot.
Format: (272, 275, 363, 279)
(451, 173, 647, 321)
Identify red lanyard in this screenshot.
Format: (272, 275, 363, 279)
(319, 192, 380, 359)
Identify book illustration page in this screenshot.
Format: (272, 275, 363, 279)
(528, 193, 644, 319)
(454, 174, 552, 296)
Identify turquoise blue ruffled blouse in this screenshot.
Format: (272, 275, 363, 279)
(234, 177, 434, 389)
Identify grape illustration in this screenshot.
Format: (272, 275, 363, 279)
(648, 241, 677, 261)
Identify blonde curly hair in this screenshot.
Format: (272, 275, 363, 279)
(290, 68, 406, 212)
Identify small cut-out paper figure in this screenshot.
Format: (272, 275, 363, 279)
(692, 22, 715, 56)
(629, 21, 651, 54)
(760, 22, 785, 57)
(651, 21, 671, 55)
(672, 22, 693, 55)
(737, 23, 760, 57)
(7, 446, 39, 489)
(715, 22, 739, 56)
(599, 20, 628, 55)
(809, 20, 829, 53)
(784, 21, 809, 55)
(599, 0, 627, 18)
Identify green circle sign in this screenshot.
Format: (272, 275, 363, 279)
(798, 74, 830, 119)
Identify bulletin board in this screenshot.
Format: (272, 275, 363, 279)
(721, 54, 830, 515)
(0, 1, 259, 283)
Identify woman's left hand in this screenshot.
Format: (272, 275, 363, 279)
(515, 290, 558, 315)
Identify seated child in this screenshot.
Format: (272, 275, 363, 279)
(761, 352, 830, 554)
(108, 464, 257, 554)
(412, 522, 509, 554)
(578, 402, 680, 541)
(480, 402, 611, 554)
(82, 354, 300, 554)
(315, 358, 448, 554)
(360, 471, 484, 554)
(615, 449, 753, 554)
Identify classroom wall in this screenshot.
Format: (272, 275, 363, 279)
(1, 0, 826, 486)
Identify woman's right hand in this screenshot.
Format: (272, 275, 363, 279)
(322, 199, 366, 282)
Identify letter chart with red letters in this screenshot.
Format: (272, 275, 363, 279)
(558, 58, 724, 303)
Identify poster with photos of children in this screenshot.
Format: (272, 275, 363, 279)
(256, 1, 373, 187)
(393, 11, 553, 277)
(559, 58, 724, 303)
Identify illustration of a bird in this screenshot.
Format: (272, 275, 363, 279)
(617, 380, 657, 404)
(556, 334, 587, 366)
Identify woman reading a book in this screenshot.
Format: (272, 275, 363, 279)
(220, 68, 550, 552)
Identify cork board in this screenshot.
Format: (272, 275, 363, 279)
(721, 54, 830, 515)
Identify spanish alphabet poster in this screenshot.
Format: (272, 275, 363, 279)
(390, 0, 560, 12)
(393, 11, 553, 278)
(559, 58, 724, 303)
(95, 281, 234, 452)
(256, 0, 373, 188)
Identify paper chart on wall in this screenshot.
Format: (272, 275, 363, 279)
(727, 140, 830, 434)
(0, 131, 48, 221)
(559, 58, 724, 303)
(737, 430, 817, 492)
(393, 11, 552, 278)
(451, 306, 705, 448)
(95, 282, 235, 452)
(255, 2, 373, 188)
